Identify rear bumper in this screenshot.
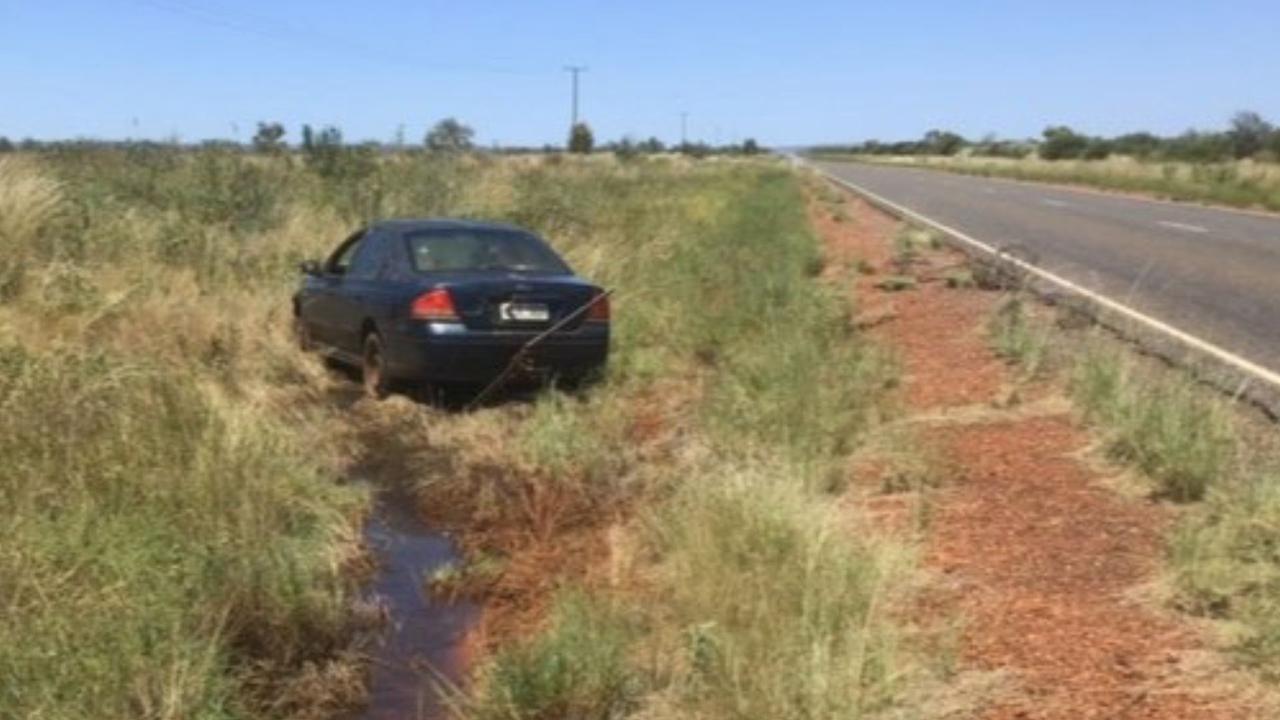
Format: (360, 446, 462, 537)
(384, 321, 609, 384)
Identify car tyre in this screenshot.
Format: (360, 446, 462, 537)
(557, 366, 603, 393)
(362, 332, 390, 399)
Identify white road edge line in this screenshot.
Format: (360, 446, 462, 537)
(801, 160, 1280, 391)
(1157, 220, 1210, 234)
(1040, 198, 1070, 208)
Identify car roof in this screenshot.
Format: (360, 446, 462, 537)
(372, 218, 534, 235)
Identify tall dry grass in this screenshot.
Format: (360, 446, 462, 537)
(2, 148, 941, 720)
(0, 150, 381, 719)
(0, 147, 540, 718)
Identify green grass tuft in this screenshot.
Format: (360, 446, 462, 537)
(465, 592, 640, 720)
(1172, 471, 1280, 678)
(1071, 344, 1237, 501)
(988, 296, 1048, 377)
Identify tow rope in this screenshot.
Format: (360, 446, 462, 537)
(465, 289, 613, 411)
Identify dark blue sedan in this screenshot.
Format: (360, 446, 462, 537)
(293, 219, 609, 397)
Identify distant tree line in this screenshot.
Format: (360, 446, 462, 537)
(813, 111, 1280, 163)
(0, 116, 766, 160)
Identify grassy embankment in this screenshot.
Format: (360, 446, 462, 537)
(982, 285, 1280, 682)
(810, 153, 1280, 212)
(1, 150, 957, 719)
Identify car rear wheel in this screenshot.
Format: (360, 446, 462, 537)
(557, 366, 604, 392)
(293, 314, 314, 351)
(362, 332, 390, 399)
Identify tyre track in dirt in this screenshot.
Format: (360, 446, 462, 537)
(812, 190, 1253, 719)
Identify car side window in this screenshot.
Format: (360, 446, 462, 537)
(326, 230, 365, 275)
(378, 233, 411, 280)
(347, 231, 384, 281)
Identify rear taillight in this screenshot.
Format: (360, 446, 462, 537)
(586, 293, 610, 322)
(411, 288, 458, 320)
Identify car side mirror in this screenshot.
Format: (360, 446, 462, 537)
(299, 259, 322, 276)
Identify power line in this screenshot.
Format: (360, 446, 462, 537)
(564, 65, 587, 129)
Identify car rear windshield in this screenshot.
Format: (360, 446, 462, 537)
(406, 228, 570, 274)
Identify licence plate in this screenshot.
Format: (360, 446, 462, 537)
(499, 302, 550, 322)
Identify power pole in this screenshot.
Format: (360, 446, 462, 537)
(680, 111, 688, 146)
(564, 65, 588, 128)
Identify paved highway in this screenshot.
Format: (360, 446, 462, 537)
(812, 160, 1280, 381)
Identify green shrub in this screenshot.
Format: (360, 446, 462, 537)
(568, 123, 595, 154)
(466, 592, 640, 720)
(179, 150, 282, 232)
(1040, 126, 1090, 160)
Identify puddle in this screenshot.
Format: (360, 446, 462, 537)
(353, 489, 480, 720)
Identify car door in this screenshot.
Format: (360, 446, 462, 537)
(327, 229, 387, 356)
(305, 230, 365, 352)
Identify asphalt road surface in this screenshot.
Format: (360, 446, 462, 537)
(812, 159, 1280, 380)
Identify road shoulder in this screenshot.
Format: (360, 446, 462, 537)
(810, 182, 1261, 719)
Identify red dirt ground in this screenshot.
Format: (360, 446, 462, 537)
(417, 379, 694, 654)
(812, 190, 1252, 719)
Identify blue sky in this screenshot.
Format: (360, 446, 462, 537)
(3, 1, 1278, 146)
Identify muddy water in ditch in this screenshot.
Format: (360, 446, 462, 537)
(354, 490, 479, 720)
